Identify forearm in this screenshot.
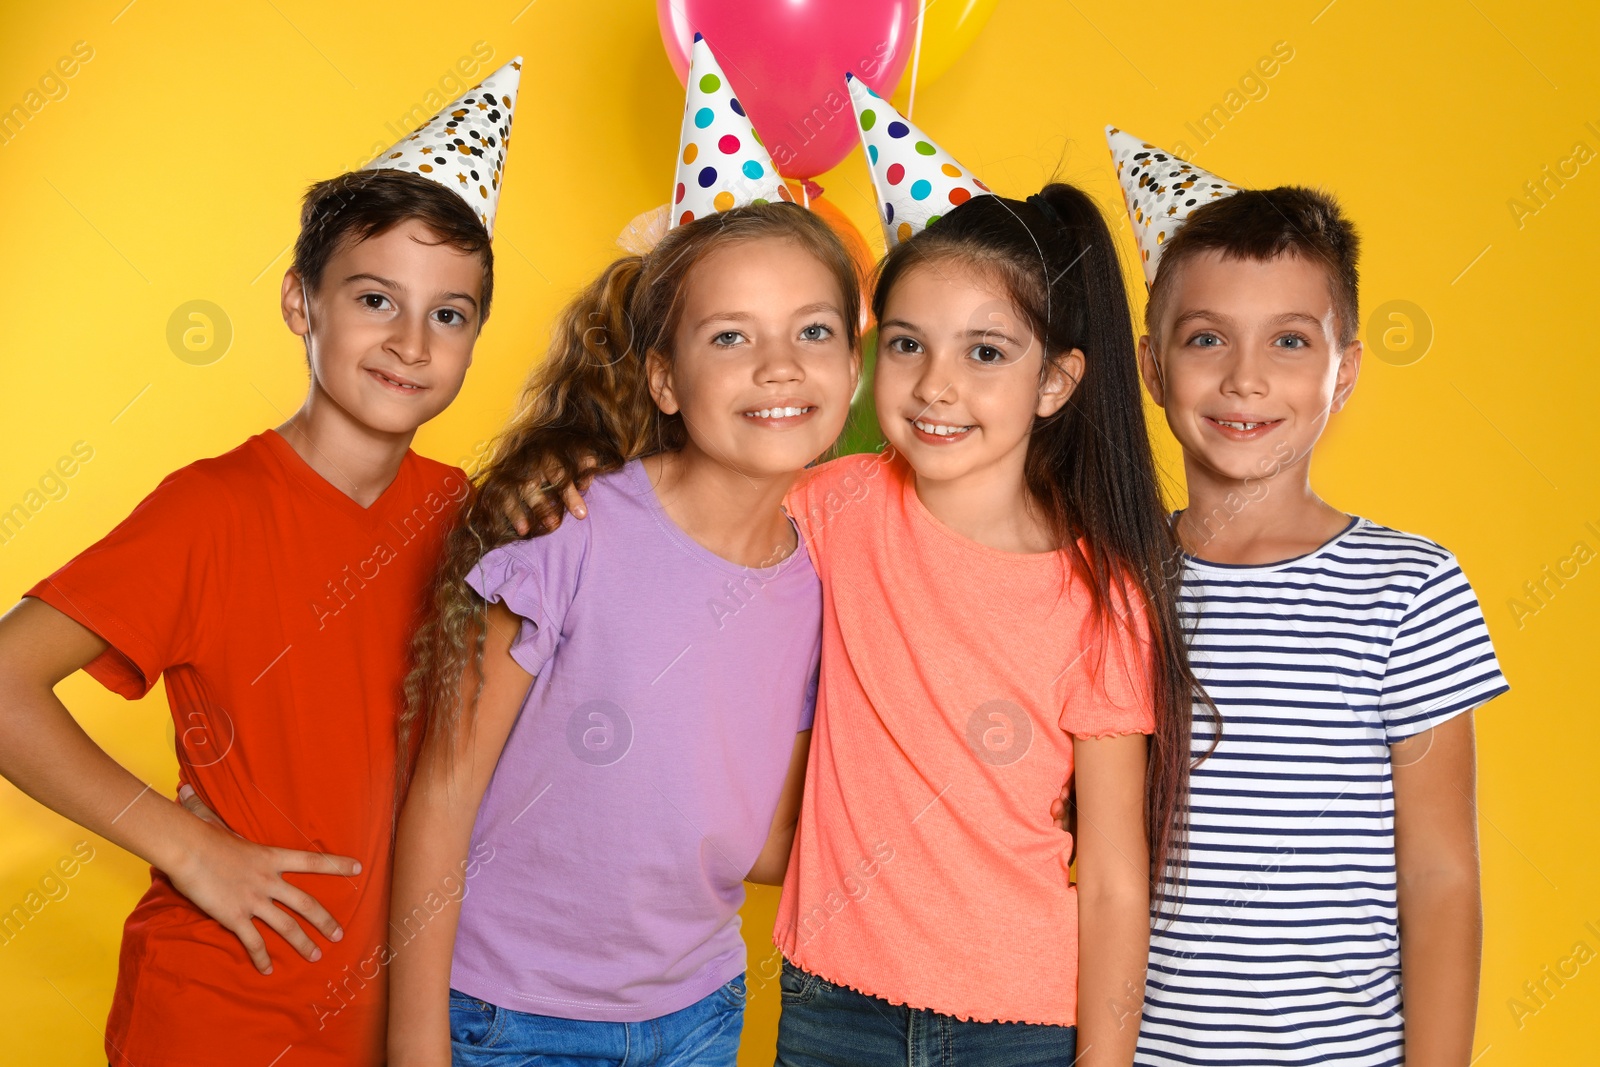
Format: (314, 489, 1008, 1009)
(387, 761, 483, 1067)
(1075, 884, 1149, 1067)
(1071, 731, 1151, 1067)
(389, 599, 531, 1064)
(0, 602, 362, 974)
(0, 681, 203, 874)
(1397, 868, 1481, 1065)
(746, 729, 811, 886)
(745, 820, 796, 885)
(1391, 713, 1482, 1066)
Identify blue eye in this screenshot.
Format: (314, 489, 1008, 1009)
(800, 323, 833, 342)
(1188, 332, 1221, 347)
(712, 331, 743, 347)
(1274, 334, 1309, 350)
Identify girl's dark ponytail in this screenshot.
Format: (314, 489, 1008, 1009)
(874, 182, 1217, 904)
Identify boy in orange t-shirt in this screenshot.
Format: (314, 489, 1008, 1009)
(0, 59, 521, 1067)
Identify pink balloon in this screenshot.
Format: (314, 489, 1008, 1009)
(657, 0, 914, 180)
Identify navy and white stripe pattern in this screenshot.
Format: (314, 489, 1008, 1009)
(1137, 518, 1509, 1066)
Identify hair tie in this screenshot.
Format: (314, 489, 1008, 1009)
(1026, 193, 1064, 228)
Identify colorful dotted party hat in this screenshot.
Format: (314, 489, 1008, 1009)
(1105, 126, 1242, 287)
(364, 58, 522, 237)
(845, 72, 991, 246)
(673, 35, 792, 228)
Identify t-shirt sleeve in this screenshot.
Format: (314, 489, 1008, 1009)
(24, 467, 222, 700)
(1059, 587, 1157, 739)
(1380, 552, 1509, 743)
(464, 518, 591, 678)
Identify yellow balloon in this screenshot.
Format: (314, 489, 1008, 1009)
(893, 0, 1000, 96)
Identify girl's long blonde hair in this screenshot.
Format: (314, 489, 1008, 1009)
(397, 202, 861, 801)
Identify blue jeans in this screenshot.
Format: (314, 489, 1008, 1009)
(449, 975, 745, 1066)
(775, 961, 1077, 1067)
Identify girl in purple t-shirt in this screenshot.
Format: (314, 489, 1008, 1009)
(387, 202, 862, 1066)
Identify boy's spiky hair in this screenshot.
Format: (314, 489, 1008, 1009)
(1146, 186, 1360, 348)
(292, 169, 495, 323)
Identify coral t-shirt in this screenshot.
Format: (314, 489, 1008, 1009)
(773, 451, 1155, 1026)
(26, 429, 467, 1067)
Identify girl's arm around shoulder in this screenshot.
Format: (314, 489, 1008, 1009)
(1072, 730, 1150, 1067)
(1392, 711, 1481, 1067)
(388, 600, 534, 1067)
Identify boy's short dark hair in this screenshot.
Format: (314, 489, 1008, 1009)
(293, 169, 495, 322)
(1147, 186, 1359, 348)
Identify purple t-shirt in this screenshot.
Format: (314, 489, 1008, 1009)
(452, 459, 822, 1022)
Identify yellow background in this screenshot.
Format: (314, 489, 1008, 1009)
(2, 0, 1596, 1062)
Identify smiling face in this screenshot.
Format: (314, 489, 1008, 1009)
(873, 259, 1079, 491)
(1141, 249, 1361, 490)
(282, 218, 485, 437)
(648, 236, 858, 479)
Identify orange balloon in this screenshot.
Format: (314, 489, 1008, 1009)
(787, 180, 877, 330)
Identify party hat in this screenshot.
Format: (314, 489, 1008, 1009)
(365, 58, 522, 237)
(845, 72, 991, 246)
(673, 34, 792, 227)
(1105, 127, 1241, 286)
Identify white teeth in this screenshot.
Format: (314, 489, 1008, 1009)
(1218, 419, 1265, 431)
(745, 406, 811, 419)
(913, 419, 971, 437)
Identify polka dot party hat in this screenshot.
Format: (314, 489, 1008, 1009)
(1105, 126, 1242, 287)
(673, 34, 792, 228)
(364, 58, 522, 237)
(845, 72, 991, 246)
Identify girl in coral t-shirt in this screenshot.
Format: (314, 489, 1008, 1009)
(764, 172, 1207, 1066)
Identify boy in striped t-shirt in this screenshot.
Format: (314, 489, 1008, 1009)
(1129, 186, 1508, 1066)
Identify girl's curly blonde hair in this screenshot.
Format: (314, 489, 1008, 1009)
(396, 202, 861, 805)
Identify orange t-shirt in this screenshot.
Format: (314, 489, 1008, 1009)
(27, 429, 467, 1067)
(774, 451, 1154, 1026)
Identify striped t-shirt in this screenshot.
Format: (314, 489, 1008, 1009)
(1137, 517, 1509, 1067)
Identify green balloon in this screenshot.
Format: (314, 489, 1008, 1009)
(835, 327, 885, 457)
